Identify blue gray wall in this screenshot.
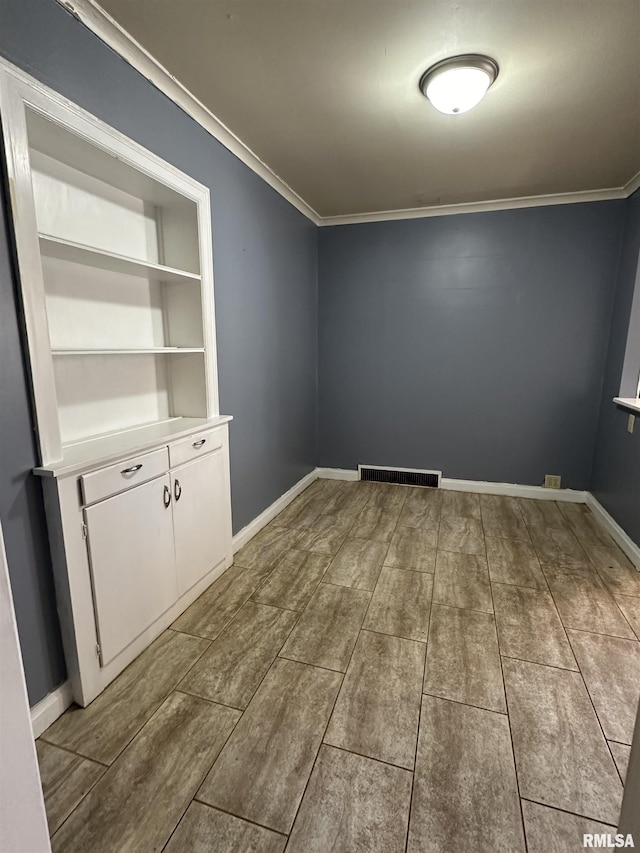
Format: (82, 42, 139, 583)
(318, 203, 625, 489)
(591, 191, 640, 544)
(0, 0, 318, 704)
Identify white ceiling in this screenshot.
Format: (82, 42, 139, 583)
(93, 0, 640, 219)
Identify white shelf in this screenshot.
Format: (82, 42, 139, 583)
(39, 234, 201, 283)
(613, 397, 640, 415)
(52, 348, 205, 356)
(34, 416, 233, 478)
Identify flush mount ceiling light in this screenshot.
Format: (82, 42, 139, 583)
(420, 54, 499, 115)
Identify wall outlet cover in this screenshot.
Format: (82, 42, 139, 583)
(544, 474, 562, 489)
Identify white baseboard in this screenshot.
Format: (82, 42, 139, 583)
(317, 467, 359, 481)
(232, 469, 319, 553)
(441, 478, 587, 503)
(316, 468, 587, 502)
(31, 681, 73, 738)
(585, 494, 640, 570)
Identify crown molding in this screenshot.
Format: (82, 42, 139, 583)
(57, 0, 640, 227)
(318, 185, 634, 227)
(60, 0, 322, 225)
(624, 169, 640, 197)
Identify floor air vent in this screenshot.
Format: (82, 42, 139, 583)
(358, 465, 441, 488)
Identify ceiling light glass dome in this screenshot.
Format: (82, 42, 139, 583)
(420, 55, 499, 115)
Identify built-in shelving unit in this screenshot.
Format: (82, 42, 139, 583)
(1, 77, 220, 465)
(1, 63, 232, 707)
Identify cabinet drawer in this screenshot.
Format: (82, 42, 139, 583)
(169, 428, 223, 468)
(81, 447, 169, 505)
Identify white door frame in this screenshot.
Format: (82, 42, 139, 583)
(0, 520, 51, 851)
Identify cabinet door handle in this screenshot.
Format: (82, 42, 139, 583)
(121, 463, 143, 475)
(174, 479, 182, 501)
(192, 438, 206, 448)
(163, 484, 171, 508)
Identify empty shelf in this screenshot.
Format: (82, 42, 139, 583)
(39, 234, 201, 283)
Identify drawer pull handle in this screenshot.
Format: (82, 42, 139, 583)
(192, 438, 207, 448)
(163, 484, 171, 508)
(174, 479, 182, 501)
(121, 463, 143, 475)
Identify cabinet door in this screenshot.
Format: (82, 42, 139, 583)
(85, 474, 177, 666)
(172, 450, 228, 596)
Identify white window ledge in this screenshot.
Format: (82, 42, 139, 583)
(614, 397, 640, 415)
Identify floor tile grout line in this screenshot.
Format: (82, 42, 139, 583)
(49, 679, 244, 845)
(177, 597, 303, 712)
(44, 633, 214, 774)
(544, 576, 630, 779)
(527, 526, 637, 642)
(356, 485, 408, 628)
(45, 755, 107, 841)
(155, 691, 247, 852)
(382, 563, 436, 575)
(421, 688, 508, 717)
(36, 737, 110, 768)
(312, 740, 417, 775)
(282, 567, 378, 844)
(489, 575, 580, 670)
(314, 480, 381, 591)
(559, 624, 640, 643)
(519, 796, 618, 829)
(38, 636, 216, 837)
(498, 651, 530, 853)
(359, 624, 428, 645)
(498, 653, 579, 674)
(189, 799, 289, 840)
(276, 653, 349, 676)
(404, 686, 422, 853)
(480, 495, 531, 546)
(590, 565, 640, 635)
(541, 563, 636, 644)
(172, 686, 245, 713)
(214, 642, 343, 781)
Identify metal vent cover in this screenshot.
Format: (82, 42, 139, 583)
(358, 465, 441, 488)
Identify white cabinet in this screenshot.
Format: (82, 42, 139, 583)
(39, 423, 233, 707)
(172, 450, 229, 596)
(85, 474, 177, 666)
(84, 444, 232, 668)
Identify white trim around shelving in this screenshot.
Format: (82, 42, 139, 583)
(585, 493, 640, 570)
(30, 680, 73, 738)
(231, 469, 319, 553)
(52, 3, 640, 226)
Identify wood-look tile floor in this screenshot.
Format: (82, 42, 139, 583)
(37, 480, 640, 852)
